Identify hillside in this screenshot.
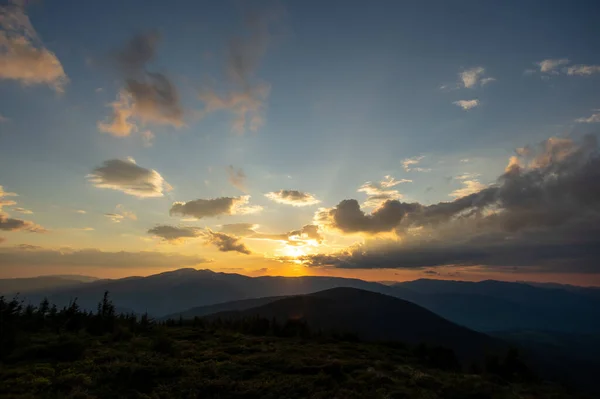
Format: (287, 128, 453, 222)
(205, 287, 505, 361)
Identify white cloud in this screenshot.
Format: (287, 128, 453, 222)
(567, 65, 600, 76)
(459, 67, 494, 88)
(453, 99, 479, 110)
(358, 176, 410, 208)
(0, 2, 68, 92)
(402, 156, 431, 172)
(88, 158, 169, 198)
(449, 179, 487, 198)
(575, 110, 600, 123)
(537, 58, 570, 74)
(12, 207, 32, 214)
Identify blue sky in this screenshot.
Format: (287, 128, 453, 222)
(1, 0, 600, 283)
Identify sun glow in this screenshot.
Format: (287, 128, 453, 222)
(282, 245, 306, 259)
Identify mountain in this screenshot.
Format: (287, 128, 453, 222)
(161, 296, 286, 320)
(206, 287, 505, 361)
(391, 279, 600, 333)
(12, 268, 398, 317)
(0, 275, 98, 295)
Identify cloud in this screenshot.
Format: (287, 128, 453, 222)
(0, 213, 44, 232)
(198, 9, 278, 133)
(453, 99, 479, 110)
(0, 114, 8, 122)
(97, 91, 136, 137)
(0, 237, 4, 244)
(202, 229, 251, 254)
(306, 134, 600, 273)
(141, 130, 154, 147)
(0, 185, 44, 232)
(75, 210, 86, 214)
(220, 223, 323, 246)
(537, 58, 570, 74)
(449, 179, 487, 199)
(0, 246, 207, 270)
(402, 156, 431, 172)
(575, 110, 600, 123)
(99, 32, 184, 137)
(88, 158, 169, 198)
(170, 195, 262, 219)
(566, 65, 600, 76)
(315, 199, 418, 235)
(148, 225, 202, 242)
(265, 190, 320, 206)
(227, 165, 247, 192)
(104, 204, 136, 223)
(358, 176, 410, 208)
(459, 67, 491, 88)
(0, 1, 68, 92)
(12, 207, 32, 214)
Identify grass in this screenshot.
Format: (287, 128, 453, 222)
(0, 326, 586, 399)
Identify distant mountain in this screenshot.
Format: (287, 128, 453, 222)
(0, 275, 98, 295)
(391, 279, 600, 333)
(206, 287, 505, 361)
(14, 268, 398, 317)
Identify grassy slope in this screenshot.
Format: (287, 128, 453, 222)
(0, 327, 585, 399)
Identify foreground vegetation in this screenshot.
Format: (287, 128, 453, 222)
(0, 293, 587, 398)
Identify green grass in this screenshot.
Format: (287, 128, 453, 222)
(0, 326, 585, 399)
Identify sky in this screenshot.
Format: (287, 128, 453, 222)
(1, 0, 600, 285)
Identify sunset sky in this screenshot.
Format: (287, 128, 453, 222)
(1, 0, 600, 285)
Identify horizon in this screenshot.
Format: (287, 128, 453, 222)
(4, 267, 600, 288)
(2, 1, 600, 286)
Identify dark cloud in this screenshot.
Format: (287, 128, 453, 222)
(148, 225, 202, 241)
(315, 199, 419, 234)
(0, 213, 44, 232)
(265, 189, 320, 206)
(227, 165, 247, 192)
(170, 195, 261, 219)
(202, 230, 251, 255)
(88, 158, 169, 198)
(0, 246, 207, 269)
(98, 32, 184, 136)
(309, 135, 600, 273)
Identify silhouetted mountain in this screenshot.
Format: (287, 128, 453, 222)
(9, 270, 600, 335)
(161, 296, 286, 321)
(391, 279, 600, 333)
(12, 268, 398, 317)
(0, 275, 98, 295)
(206, 287, 505, 361)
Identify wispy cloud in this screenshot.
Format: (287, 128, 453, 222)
(104, 204, 137, 223)
(358, 175, 410, 208)
(453, 99, 479, 110)
(227, 165, 247, 192)
(198, 9, 279, 134)
(0, 1, 68, 92)
(537, 58, 570, 74)
(567, 64, 600, 76)
(449, 179, 486, 198)
(402, 155, 431, 172)
(575, 110, 600, 123)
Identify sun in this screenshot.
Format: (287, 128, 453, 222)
(282, 245, 306, 259)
